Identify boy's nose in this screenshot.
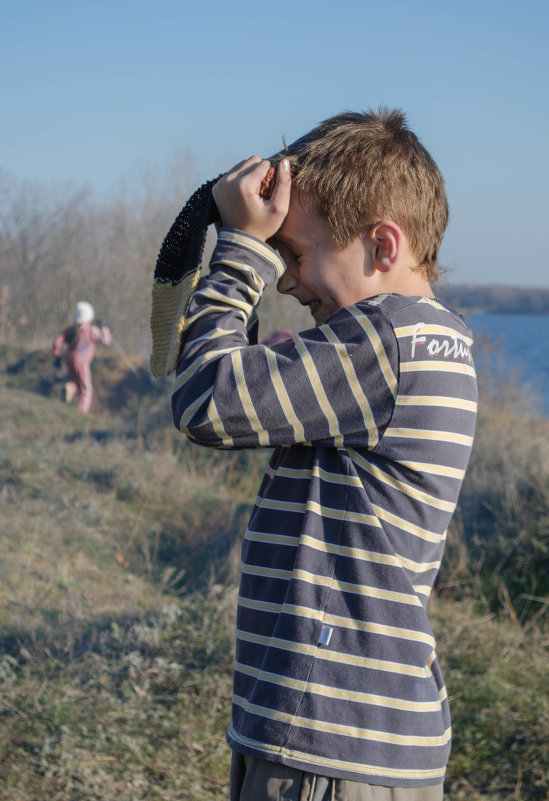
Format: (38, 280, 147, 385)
(277, 269, 298, 295)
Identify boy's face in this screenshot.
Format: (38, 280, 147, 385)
(272, 191, 373, 325)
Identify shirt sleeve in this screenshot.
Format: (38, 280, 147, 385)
(171, 229, 398, 450)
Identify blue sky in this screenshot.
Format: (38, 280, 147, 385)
(1, 0, 548, 287)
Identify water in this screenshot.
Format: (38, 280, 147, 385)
(466, 312, 549, 416)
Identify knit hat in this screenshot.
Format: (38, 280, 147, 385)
(149, 166, 277, 378)
(74, 301, 95, 325)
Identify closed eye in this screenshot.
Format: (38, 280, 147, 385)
(278, 243, 302, 264)
(270, 235, 303, 265)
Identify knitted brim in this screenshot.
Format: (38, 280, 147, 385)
(149, 179, 218, 378)
(150, 270, 202, 378)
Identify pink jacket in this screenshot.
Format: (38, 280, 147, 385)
(53, 323, 112, 365)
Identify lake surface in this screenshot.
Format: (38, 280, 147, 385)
(465, 312, 549, 416)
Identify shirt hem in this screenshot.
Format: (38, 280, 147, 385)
(226, 729, 448, 789)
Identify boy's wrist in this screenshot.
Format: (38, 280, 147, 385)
(218, 226, 278, 251)
(213, 228, 285, 283)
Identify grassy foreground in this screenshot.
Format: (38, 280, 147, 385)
(1, 347, 548, 800)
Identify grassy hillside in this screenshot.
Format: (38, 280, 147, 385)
(1, 347, 548, 800)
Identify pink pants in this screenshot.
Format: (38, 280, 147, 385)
(66, 359, 93, 413)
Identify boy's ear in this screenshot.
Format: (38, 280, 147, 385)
(368, 220, 401, 273)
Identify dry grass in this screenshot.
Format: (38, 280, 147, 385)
(1, 346, 548, 800)
(431, 596, 549, 799)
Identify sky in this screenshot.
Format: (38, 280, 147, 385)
(1, 0, 548, 288)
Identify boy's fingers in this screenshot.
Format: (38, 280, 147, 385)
(269, 158, 292, 212)
(226, 155, 263, 181)
(214, 156, 262, 197)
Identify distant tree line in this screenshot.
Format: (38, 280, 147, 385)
(0, 160, 308, 356)
(438, 283, 549, 314)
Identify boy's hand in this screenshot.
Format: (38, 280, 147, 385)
(212, 156, 291, 242)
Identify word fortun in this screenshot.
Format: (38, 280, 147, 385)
(410, 323, 472, 362)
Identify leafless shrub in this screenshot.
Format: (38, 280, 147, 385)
(0, 153, 198, 354)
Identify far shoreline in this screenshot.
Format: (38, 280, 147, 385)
(437, 283, 549, 315)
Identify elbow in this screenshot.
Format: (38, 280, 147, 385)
(173, 418, 226, 449)
(171, 395, 225, 448)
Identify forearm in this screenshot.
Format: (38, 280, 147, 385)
(171, 229, 284, 447)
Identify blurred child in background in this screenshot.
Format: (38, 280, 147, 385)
(53, 301, 112, 413)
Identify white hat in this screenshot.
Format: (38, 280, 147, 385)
(74, 301, 95, 324)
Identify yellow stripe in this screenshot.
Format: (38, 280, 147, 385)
(218, 229, 286, 276)
(264, 463, 364, 488)
(244, 529, 299, 548)
(400, 360, 476, 377)
(209, 264, 263, 304)
(398, 552, 441, 572)
(228, 726, 447, 780)
(195, 284, 254, 313)
(245, 530, 396, 565)
(178, 386, 214, 430)
(346, 447, 455, 513)
(210, 261, 267, 290)
(235, 661, 441, 712)
(248, 528, 443, 576)
(236, 628, 430, 678)
(208, 396, 233, 447)
(242, 564, 292, 581)
(241, 564, 422, 607)
(265, 349, 305, 442)
(394, 460, 465, 479)
(183, 303, 247, 331)
(244, 530, 441, 576)
(237, 597, 435, 647)
(320, 326, 379, 446)
(232, 696, 450, 747)
(232, 349, 270, 446)
(365, 294, 391, 306)
(256, 497, 380, 527)
(418, 297, 450, 311)
(395, 394, 477, 412)
(383, 427, 474, 447)
(294, 336, 342, 445)
(172, 346, 239, 392)
(413, 585, 433, 598)
(371, 504, 442, 544)
(183, 325, 236, 347)
(347, 305, 398, 396)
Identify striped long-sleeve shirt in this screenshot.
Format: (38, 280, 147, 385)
(171, 229, 477, 788)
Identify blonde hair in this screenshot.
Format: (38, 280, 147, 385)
(276, 108, 448, 282)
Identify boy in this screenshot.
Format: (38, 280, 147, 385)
(166, 109, 477, 800)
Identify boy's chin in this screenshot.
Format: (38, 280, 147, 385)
(309, 301, 324, 323)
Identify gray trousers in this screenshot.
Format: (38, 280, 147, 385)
(230, 753, 444, 801)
